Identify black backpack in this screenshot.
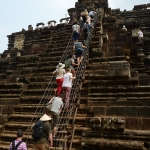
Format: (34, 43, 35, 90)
(12, 140, 23, 150)
(32, 120, 43, 141)
(83, 24, 88, 32)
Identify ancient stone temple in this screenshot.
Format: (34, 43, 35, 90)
(0, 0, 150, 150)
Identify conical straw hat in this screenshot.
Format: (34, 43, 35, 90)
(39, 114, 52, 121)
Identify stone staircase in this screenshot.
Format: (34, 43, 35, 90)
(1, 0, 150, 150)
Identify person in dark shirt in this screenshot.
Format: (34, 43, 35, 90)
(82, 21, 89, 45)
(65, 54, 78, 77)
(73, 40, 87, 65)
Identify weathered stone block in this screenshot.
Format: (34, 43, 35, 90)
(7, 75, 17, 83)
(139, 107, 150, 117)
(14, 34, 25, 50)
(108, 68, 130, 77)
(142, 119, 150, 130)
(116, 107, 138, 117)
(125, 118, 142, 130)
(102, 64, 109, 70)
(2, 114, 9, 122)
(0, 125, 4, 133)
(0, 116, 5, 124)
(2, 106, 14, 114)
(94, 106, 106, 116)
(108, 61, 130, 68)
(107, 107, 116, 116)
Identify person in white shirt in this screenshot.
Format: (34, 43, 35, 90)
(53, 63, 66, 96)
(72, 21, 80, 42)
(122, 25, 127, 31)
(62, 68, 76, 109)
(137, 30, 143, 39)
(48, 95, 63, 138)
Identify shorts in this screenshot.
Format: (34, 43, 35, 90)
(76, 49, 84, 58)
(49, 111, 59, 127)
(72, 31, 80, 41)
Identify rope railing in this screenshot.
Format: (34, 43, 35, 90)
(55, 30, 93, 149)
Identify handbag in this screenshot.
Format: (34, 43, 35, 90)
(45, 97, 55, 111)
(46, 103, 52, 110)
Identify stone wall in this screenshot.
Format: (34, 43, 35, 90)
(0, 105, 14, 133)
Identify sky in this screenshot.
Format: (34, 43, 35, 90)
(0, 0, 150, 53)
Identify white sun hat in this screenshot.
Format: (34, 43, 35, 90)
(56, 63, 65, 69)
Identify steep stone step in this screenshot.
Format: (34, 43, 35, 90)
(17, 54, 39, 63)
(44, 51, 64, 56)
(38, 61, 59, 68)
(85, 74, 131, 80)
(0, 98, 20, 105)
(0, 89, 21, 94)
(69, 135, 82, 148)
(0, 94, 20, 98)
(0, 144, 33, 150)
(81, 86, 150, 93)
(4, 122, 33, 132)
(9, 114, 40, 123)
(0, 83, 22, 89)
(22, 89, 51, 96)
(29, 75, 54, 82)
(31, 72, 53, 77)
(82, 78, 138, 86)
(14, 104, 45, 113)
(20, 96, 46, 104)
(0, 132, 34, 146)
(27, 82, 49, 89)
(88, 92, 150, 97)
(45, 46, 66, 52)
(17, 63, 39, 68)
(45, 53, 65, 59)
(32, 66, 57, 73)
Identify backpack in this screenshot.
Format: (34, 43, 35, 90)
(32, 120, 43, 141)
(12, 140, 23, 150)
(65, 59, 71, 68)
(83, 24, 88, 32)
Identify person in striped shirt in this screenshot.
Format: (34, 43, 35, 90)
(8, 129, 27, 150)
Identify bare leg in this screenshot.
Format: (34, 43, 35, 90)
(53, 127, 57, 137)
(80, 56, 83, 63)
(77, 57, 80, 65)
